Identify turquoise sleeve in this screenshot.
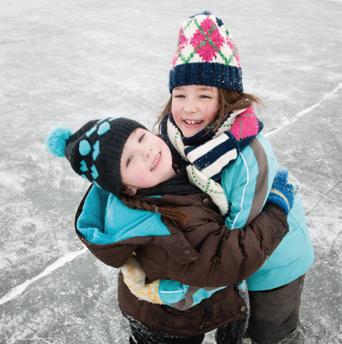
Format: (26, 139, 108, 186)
(159, 280, 225, 310)
(76, 186, 170, 245)
(222, 134, 278, 229)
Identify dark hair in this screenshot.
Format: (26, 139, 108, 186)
(156, 88, 261, 133)
(120, 194, 188, 226)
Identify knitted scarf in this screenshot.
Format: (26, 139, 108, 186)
(160, 106, 261, 215)
(136, 164, 199, 197)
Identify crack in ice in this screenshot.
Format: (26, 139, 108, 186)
(0, 248, 87, 306)
(266, 82, 342, 138)
(2, 81, 341, 309)
(306, 180, 342, 215)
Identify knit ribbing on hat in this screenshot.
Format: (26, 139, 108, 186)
(169, 12, 243, 92)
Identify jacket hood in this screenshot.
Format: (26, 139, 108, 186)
(75, 185, 200, 268)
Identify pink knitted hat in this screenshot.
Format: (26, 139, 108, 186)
(169, 11, 242, 93)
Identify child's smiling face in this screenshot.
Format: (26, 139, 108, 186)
(120, 128, 175, 195)
(171, 85, 219, 137)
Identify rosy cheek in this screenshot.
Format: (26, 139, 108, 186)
(171, 101, 181, 113)
(135, 174, 151, 187)
(205, 104, 218, 121)
(171, 110, 182, 127)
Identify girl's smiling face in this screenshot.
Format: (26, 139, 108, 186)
(171, 85, 219, 137)
(120, 128, 175, 194)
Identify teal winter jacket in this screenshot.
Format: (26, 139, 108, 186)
(222, 134, 314, 291)
(77, 134, 314, 308)
(157, 134, 314, 305)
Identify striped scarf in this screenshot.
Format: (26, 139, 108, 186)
(162, 107, 261, 215)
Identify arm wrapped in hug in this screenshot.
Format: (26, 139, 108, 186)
(121, 172, 294, 307)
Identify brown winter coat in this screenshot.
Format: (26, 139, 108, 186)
(75, 186, 288, 336)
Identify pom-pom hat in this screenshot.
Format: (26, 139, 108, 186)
(169, 11, 243, 92)
(45, 117, 145, 196)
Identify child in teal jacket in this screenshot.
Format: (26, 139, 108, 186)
(126, 11, 314, 344)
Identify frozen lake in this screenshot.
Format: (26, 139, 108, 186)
(0, 0, 341, 343)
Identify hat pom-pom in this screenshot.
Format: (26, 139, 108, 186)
(45, 128, 72, 157)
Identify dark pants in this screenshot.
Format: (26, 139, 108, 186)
(129, 317, 247, 344)
(247, 275, 305, 344)
(129, 327, 204, 344)
(215, 317, 247, 344)
(129, 320, 204, 344)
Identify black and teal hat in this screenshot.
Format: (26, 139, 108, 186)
(45, 117, 145, 195)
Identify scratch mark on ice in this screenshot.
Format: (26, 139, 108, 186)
(266, 82, 342, 137)
(306, 181, 342, 215)
(0, 248, 87, 306)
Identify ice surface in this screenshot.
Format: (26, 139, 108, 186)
(0, 0, 341, 343)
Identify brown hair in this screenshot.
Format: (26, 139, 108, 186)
(156, 88, 261, 133)
(120, 194, 188, 226)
